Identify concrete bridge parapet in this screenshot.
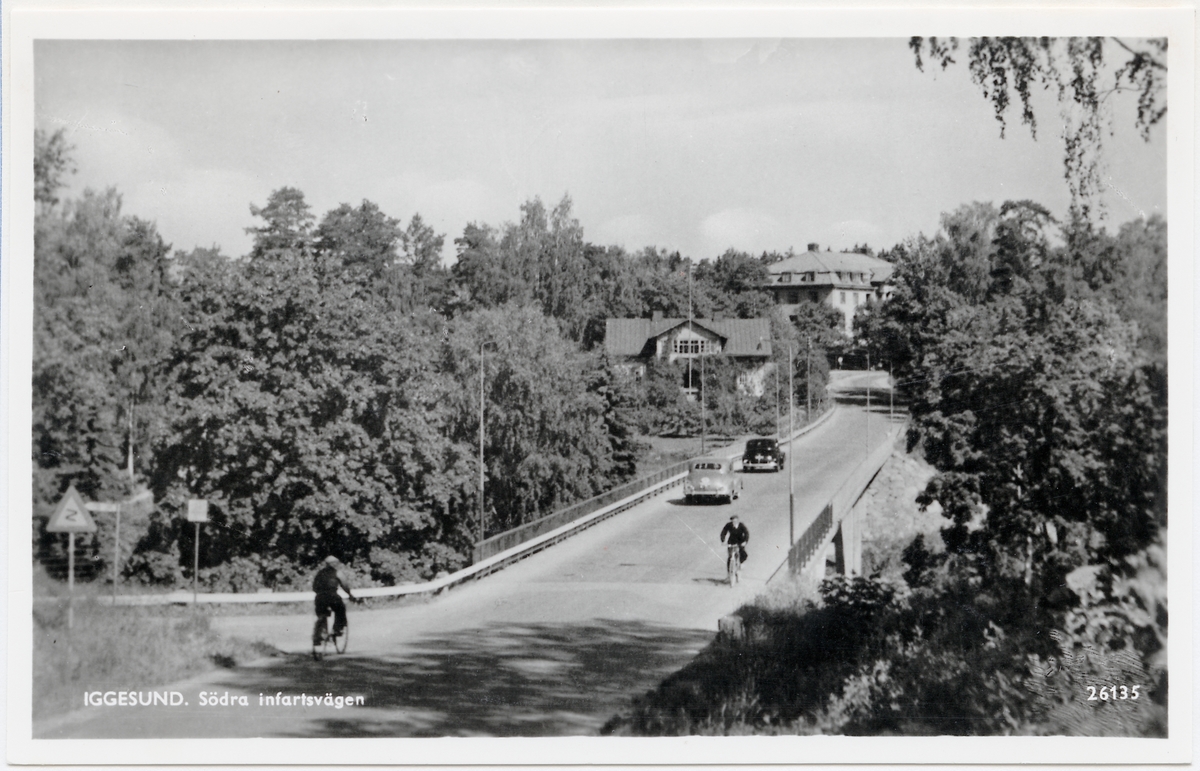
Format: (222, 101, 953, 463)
(787, 425, 901, 582)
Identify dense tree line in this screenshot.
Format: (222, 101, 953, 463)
(32, 131, 811, 590)
(841, 201, 1167, 734)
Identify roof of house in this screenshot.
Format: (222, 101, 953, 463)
(605, 317, 772, 358)
(766, 250, 895, 285)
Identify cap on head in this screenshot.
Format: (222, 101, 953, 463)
(324, 555, 339, 565)
(730, 515, 739, 521)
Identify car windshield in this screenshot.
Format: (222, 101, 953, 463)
(747, 440, 776, 451)
(693, 462, 724, 471)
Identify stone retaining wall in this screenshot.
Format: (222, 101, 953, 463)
(853, 438, 949, 576)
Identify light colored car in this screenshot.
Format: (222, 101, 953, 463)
(684, 457, 743, 504)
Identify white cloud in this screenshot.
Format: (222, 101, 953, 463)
(127, 168, 265, 257)
(829, 219, 883, 249)
(699, 208, 785, 256)
(591, 214, 665, 251)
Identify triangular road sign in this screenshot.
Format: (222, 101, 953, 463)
(47, 484, 97, 533)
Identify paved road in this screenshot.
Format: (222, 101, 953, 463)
(38, 372, 898, 739)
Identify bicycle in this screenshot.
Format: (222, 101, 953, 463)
(311, 598, 361, 661)
(726, 543, 743, 586)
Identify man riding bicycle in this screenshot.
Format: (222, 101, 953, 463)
(720, 515, 750, 584)
(312, 556, 358, 645)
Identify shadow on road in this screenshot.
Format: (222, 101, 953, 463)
(220, 619, 713, 737)
(665, 497, 736, 507)
(831, 385, 907, 416)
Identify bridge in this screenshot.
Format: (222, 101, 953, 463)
(35, 371, 902, 745)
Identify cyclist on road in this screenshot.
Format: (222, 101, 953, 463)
(312, 555, 358, 645)
(720, 515, 750, 583)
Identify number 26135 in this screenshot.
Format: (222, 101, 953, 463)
(1087, 685, 1140, 701)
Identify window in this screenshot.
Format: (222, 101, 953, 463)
(789, 290, 800, 304)
(673, 339, 712, 355)
(840, 291, 846, 304)
(810, 291, 818, 302)
(805, 272, 815, 282)
(780, 272, 792, 283)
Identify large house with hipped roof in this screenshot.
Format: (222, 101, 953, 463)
(604, 314, 774, 398)
(764, 244, 895, 334)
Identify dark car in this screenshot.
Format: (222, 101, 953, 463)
(742, 437, 785, 472)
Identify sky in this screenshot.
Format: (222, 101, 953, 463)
(35, 38, 1167, 264)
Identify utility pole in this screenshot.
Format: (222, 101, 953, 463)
(775, 356, 781, 439)
(807, 338, 814, 420)
(788, 344, 795, 545)
(700, 349, 706, 455)
(866, 350, 871, 451)
(889, 361, 894, 422)
(478, 342, 486, 545)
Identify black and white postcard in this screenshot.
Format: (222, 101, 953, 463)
(3, 3, 1194, 768)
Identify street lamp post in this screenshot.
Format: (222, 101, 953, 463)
(805, 335, 812, 421)
(700, 348, 706, 455)
(787, 341, 796, 547)
(775, 354, 781, 440)
(889, 361, 894, 422)
(478, 341, 499, 546)
(866, 350, 871, 451)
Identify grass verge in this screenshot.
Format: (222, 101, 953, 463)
(31, 569, 276, 721)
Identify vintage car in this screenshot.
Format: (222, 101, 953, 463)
(684, 457, 743, 504)
(742, 437, 785, 472)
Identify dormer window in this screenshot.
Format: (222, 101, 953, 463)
(780, 273, 792, 283)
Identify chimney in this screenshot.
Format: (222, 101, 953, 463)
(652, 310, 663, 321)
(807, 242, 819, 253)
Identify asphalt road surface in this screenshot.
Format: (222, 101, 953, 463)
(38, 371, 898, 739)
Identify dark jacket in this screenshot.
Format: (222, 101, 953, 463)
(720, 521, 749, 546)
(313, 564, 349, 596)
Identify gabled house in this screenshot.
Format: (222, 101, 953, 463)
(764, 244, 896, 334)
(604, 314, 774, 397)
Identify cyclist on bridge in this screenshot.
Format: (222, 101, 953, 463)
(720, 515, 750, 584)
(312, 555, 358, 645)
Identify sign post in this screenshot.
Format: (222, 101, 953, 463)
(47, 485, 97, 629)
(187, 499, 209, 604)
(85, 501, 121, 601)
(87, 489, 153, 602)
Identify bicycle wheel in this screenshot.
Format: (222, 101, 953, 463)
(334, 619, 349, 654)
(314, 614, 333, 658)
(312, 617, 327, 661)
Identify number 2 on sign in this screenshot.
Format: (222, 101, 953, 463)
(1087, 685, 1140, 701)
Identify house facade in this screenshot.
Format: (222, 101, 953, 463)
(763, 244, 896, 334)
(604, 314, 774, 398)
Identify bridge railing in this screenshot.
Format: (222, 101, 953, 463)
(472, 404, 841, 565)
(788, 504, 833, 574)
(471, 460, 691, 564)
(780, 424, 901, 578)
